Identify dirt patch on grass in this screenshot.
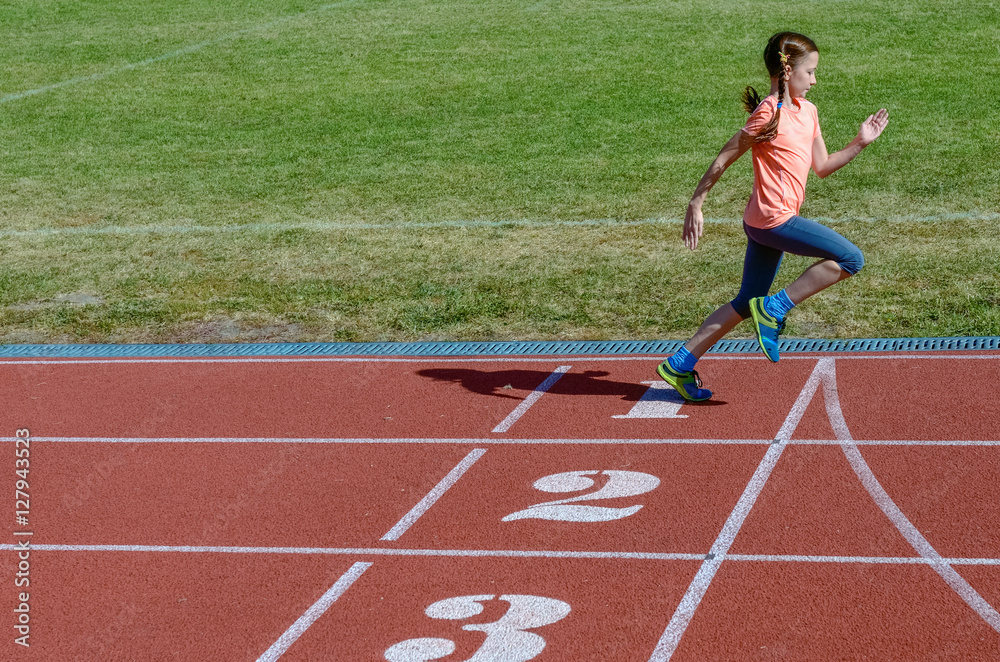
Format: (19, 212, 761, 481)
(7, 291, 105, 311)
(169, 318, 306, 344)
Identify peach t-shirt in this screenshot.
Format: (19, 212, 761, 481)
(741, 96, 822, 229)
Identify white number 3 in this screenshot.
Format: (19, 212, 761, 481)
(384, 594, 571, 662)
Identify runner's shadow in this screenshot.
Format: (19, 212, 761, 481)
(416, 367, 726, 405)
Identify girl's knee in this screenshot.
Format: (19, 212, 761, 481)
(840, 248, 864, 275)
(730, 298, 752, 319)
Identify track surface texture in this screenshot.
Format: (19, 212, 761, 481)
(2, 342, 999, 661)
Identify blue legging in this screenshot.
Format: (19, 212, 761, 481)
(730, 216, 864, 319)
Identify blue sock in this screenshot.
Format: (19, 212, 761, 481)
(763, 289, 796, 320)
(667, 346, 698, 373)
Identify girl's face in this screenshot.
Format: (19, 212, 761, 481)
(785, 51, 819, 97)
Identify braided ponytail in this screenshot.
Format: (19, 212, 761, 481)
(742, 86, 764, 114)
(743, 32, 818, 143)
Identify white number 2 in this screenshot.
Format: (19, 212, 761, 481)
(384, 594, 571, 662)
(502, 470, 660, 522)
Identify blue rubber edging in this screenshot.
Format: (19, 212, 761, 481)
(0, 337, 997, 358)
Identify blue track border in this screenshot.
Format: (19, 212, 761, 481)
(0, 337, 997, 358)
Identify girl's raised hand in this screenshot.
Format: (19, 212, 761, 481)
(858, 108, 889, 146)
(683, 203, 704, 250)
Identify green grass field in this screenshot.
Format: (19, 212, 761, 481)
(1, 0, 997, 344)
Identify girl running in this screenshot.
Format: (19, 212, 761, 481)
(657, 31, 889, 401)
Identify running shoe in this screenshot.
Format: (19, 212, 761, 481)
(656, 361, 712, 401)
(749, 296, 785, 362)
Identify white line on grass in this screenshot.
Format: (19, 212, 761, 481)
(380, 448, 487, 541)
(0, 218, 674, 238)
(648, 358, 828, 662)
(820, 359, 1000, 635)
(256, 561, 371, 662)
(0, 0, 364, 106)
(492, 365, 572, 433)
(2, 212, 1000, 238)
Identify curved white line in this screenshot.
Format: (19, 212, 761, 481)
(821, 359, 1000, 633)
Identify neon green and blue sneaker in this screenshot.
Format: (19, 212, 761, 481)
(656, 361, 712, 401)
(749, 296, 785, 362)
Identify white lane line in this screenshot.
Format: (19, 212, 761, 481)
(256, 561, 371, 662)
(648, 358, 828, 662)
(22, 436, 1000, 447)
(0, 354, 995, 366)
(0, 543, 701, 560)
(776, 439, 1000, 447)
(1, 0, 363, 105)
(727, 554, 1000, 565)
(22, 436, 770, 444)
(3, 543, 1000, 565)
(380, 448, 487, 541)
(491, 365, 572, 433)
(820, 359, 1000, 634)
(774, 360, 829, 441)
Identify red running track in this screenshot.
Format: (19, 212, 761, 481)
(2, 351, 1000, 660)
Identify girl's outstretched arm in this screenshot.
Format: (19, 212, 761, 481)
(684, 129, 754, 250)
(812, 108, 889, 179)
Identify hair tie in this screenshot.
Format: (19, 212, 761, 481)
(776, 101, 783, 108)
(779, 52, 789, 65)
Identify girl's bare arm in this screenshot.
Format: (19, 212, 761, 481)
(685, 129, 754, 249)
(812, 108, 889, 179)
